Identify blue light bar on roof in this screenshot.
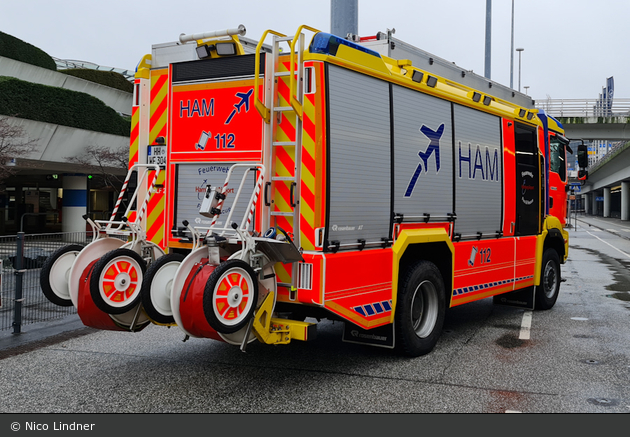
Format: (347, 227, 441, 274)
(309, 33, 381, 58)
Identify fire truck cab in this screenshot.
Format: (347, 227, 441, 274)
(40, 24, 579, 357)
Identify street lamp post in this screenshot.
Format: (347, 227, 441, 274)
(510, 0, 515, 89)
(516, 47, 524, 92)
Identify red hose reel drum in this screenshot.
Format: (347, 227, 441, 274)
(77, 260, 149, 332)
(178, 259, 224, 341)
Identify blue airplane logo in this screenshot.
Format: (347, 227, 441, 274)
(404, 124, 444, 197)
(225, 88, 253, 124)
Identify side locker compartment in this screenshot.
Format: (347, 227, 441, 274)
(321, 64, 394, 329)
(451, 106, 517, 306)
(294, 61, 327, 306)
(513, 122, 540, 291)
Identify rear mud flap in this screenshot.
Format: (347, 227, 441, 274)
(342, 323, 395, 349)
(493, 286, 535, 310)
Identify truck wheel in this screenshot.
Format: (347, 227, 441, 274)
(40, 244, 83, 307)
(395, 261, 445, 357)
(141, 253, 185, 325)
(203, 259, 258, 334)
(89, 249, 146, 315)
(535, 249, 561, 310)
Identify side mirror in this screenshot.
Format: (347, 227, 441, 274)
(577, 144, 588, 169)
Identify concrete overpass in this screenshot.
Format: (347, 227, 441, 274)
(558, 115, 630, 141)
(536, 98, 630, 221)
(536, 98, 630, 141)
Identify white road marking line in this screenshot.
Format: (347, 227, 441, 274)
(571, 317, 589, 321)
(607, 229, 617, 233)
(586, 231, 630, 259)
(506, 410, 522, 413)
(622, 229, 630, 233)
(519, 310, 532, 340)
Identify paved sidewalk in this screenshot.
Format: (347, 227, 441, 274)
(570, 214, 630, 241)
(0, 314, 94, 355)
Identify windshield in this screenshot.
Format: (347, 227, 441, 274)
(549, 134, 567, 182)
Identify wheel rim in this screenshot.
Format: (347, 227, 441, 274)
(69, 238, 125, 308)
(98, 255, 143, 309)
(49, 251, 79, 301)
(149, 261, 180, 317)
(410, 279, 439, 338)
(212, 267, 254, 327)
(543, 260, 558, 299)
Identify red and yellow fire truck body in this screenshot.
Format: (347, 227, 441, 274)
(41, 25, 579, 356)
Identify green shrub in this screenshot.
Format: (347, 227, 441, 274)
(0, 31, 56, 71)
(0, 76, 130, 136)
(62, 69, 133, 93)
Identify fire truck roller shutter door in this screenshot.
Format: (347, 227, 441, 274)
(175, 164, 255, 230)
(453, 104, 503, 238)
(392, 85, 453, 218)
(327, 65, 391, 249)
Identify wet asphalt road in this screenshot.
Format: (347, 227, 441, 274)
(0, 219, 629, 414)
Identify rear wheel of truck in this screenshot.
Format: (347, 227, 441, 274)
(395, 260, 446, 357)
(534, 248, 561, 310)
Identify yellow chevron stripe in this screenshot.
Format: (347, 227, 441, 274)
(129, 110, 139, 164)
(149, 223, 164, 245)
(274, 183, 292, 212)
(149, 75, 168, 143)
(274, 262, 292, 283)
(148, 196, 165, 225)
(300, 200, 314, 225)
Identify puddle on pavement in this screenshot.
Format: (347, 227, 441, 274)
(495, 333, 526, 349)
(572, 245, 630, 304)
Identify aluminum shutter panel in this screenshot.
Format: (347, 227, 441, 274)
(175, 163, 255, 230)
(327, 65, 391, 249)
(453, 104, 503, 238)
(392, 84, 453, 219)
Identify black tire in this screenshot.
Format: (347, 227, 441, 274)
(534, 248, 561, 310)
(89, 248, 146, 315)
(141, 253, 185, 325)
(40, 244, 84, 307)
(203, 259, 258, 334)
(395, 261, 446, 357)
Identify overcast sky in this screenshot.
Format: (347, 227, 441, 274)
(1, 0, 628, 101)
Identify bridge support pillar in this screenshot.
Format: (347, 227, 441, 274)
(592, 191, 599, 216)
(622, 182, 630, 221)
(603, 187, 611, 218)
(584, 193, 591, 214)
(62, 174, 88, 234)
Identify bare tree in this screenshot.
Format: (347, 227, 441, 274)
(67, 144, 130, 190)
(0, 116, 37, 182)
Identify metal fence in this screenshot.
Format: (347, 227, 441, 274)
(0, 231, 96, 332)
(536, 98, 630, 118)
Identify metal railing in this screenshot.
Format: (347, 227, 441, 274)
(536, 98, 630, 118)
(0, 231, 96, 332)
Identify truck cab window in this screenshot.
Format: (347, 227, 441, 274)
(549, 134, 567, 182)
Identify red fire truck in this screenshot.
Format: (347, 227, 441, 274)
(40, 24, 588, 356)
